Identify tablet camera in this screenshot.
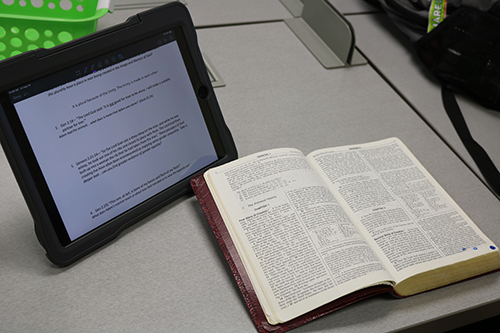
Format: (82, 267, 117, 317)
(197, 86, 209, 99)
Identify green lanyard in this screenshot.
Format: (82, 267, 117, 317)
(428, 0, 448, 32)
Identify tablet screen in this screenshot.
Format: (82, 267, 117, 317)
(5, 27, 220, 245)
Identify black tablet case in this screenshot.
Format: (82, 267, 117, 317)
(0, 3, 237, 266)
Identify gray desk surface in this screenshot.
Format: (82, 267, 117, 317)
(100, 0, 380, 30)
(101, 0, 292, 30)
(1, 1, 500, 332)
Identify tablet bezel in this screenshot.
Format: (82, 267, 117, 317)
(0, 3, 237, 266)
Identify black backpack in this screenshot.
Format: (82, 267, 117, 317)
(367, 0, 500, 194)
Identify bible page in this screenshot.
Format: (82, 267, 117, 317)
(205, 148, 393, 324)
(308, 138, 498, 290)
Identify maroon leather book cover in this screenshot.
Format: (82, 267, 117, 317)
(190, 174, 392, 333)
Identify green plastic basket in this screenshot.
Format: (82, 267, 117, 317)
(0, 0, 114, 60)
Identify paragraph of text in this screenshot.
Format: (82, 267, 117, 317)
(75, 115, 187, 184)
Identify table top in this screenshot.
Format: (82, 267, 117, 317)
(1, 1, 499, 332)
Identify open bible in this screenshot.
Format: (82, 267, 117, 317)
(190, 137, 500, 332)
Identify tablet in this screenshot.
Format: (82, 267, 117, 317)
(0, 2, 237, 266)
